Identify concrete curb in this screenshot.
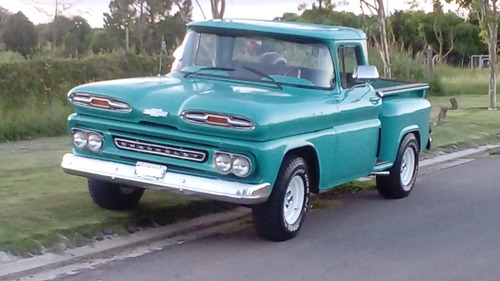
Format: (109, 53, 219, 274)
(420, 143, 500, 172)
(0, 207, 251, 281)
(2, 143, 499, 280)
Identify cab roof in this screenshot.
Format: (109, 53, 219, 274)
(187, 19, 367, 41)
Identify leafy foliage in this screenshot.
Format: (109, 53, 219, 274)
(0, 53, 172, 142)
(104, 0, 191, 54)
(1, 12, 37, 56)
(0, 7, 10, 37)
(278, 6, 487, 64)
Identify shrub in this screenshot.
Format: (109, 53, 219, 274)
(368, 46, 429, 82)
(0, 51, 25, 63)
(0, 53, 173, 142)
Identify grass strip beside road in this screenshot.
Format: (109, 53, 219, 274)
(427, 95, 500, 151)
(0, 137, 233, 256)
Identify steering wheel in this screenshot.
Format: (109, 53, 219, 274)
(258, 52, 287, 65)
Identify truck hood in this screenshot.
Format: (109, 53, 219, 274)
(69, 74, 337, 141)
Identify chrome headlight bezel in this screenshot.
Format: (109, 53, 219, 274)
(71, 128, 104, 153)
(87, 132, 104, 153)
(214, 152, 252, 177)
(214, 153, 232, 174)
(72, 130, 88, 149)
(231, 156, 251, 177)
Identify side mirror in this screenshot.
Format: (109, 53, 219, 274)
(352, 65, 379, 83)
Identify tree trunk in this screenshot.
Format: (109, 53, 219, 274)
(378, 0, 391, 79)
(427, 45, 434, 76)
(488, 22, 497, 110)
(211, 0, 225, 19)
(139, 1, 144, 53)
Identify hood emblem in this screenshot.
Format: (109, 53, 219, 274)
(143, 108, 169, 118)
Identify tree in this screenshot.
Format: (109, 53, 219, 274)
(447, 0, 498, 109)
(0, 7, 11, 37)
(63, 16, 91, 56)
(24, 0, 80, 46)
(210, 0, 225, 19)
(1, 12, 37, 56)
(104, 0, 136, 50)
(275, 12, 301, 22)
(390, 10, 426, 57)
(361, 0, 391, 78)
(104, 0, 192, 54)
(88, 29, 120, 53)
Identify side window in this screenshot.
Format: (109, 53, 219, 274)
(338, 45, 360, 89)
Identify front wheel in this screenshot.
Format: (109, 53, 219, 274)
(252, 155, 310, 241)
(376, 133, 419, 199)
(88, 179, 145, 210)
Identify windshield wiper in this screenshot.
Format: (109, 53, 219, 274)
(241, 66, 283, 90)
(183, 67, 235, 78)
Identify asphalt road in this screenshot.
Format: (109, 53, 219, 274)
(54, 156, 500, 281)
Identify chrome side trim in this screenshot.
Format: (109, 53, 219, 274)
(61, 154, 271, 205)
(114, 137, 207, 162)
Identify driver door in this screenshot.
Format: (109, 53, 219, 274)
(332, 44, 382, 183)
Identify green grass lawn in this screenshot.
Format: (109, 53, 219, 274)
(428, 95, 500, 150)
(0, 137, 233, 256)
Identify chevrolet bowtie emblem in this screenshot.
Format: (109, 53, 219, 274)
(143, 108, 169, 118)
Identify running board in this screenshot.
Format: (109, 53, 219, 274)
(372, 160, 392, 176)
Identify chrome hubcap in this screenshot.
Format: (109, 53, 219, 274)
(283, 175, 305, 225)
(400, 147, 416, 190)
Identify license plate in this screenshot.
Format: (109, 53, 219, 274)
(135, 162, 167, 179)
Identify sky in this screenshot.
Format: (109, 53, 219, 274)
(0, 0, 460, 28)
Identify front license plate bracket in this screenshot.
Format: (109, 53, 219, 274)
(135, 161, 167, 179)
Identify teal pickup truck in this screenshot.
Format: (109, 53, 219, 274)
(62, 19, 431, 241)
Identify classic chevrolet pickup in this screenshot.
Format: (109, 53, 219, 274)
(62, 19, 431, 241)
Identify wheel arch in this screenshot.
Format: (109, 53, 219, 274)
(399, 126, 421, 151)
(282, 146, 320, 194)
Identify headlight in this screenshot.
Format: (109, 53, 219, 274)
(214, 153, 232, 174)
(232, 156, 251, 177)
(214, 152, 252, 177)
(72, 131, 87, 149)
(87, 133, 104, 152)
(71, 128, 104, 153)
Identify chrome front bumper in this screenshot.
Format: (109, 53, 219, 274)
(61, 154, 271, 205)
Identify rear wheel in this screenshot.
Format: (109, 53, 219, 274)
(376, 133, 419, 199)
(252, 155, 310, 241)
(88, 179, 145, 210)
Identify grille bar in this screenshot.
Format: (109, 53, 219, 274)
(114, 137, 207, 162)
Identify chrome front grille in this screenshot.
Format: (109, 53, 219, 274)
(114, 137, 207, 162)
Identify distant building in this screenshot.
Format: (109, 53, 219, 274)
(470, 55, 490, 68)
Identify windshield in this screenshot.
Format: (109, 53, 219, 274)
(172, 30, 335, 89)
